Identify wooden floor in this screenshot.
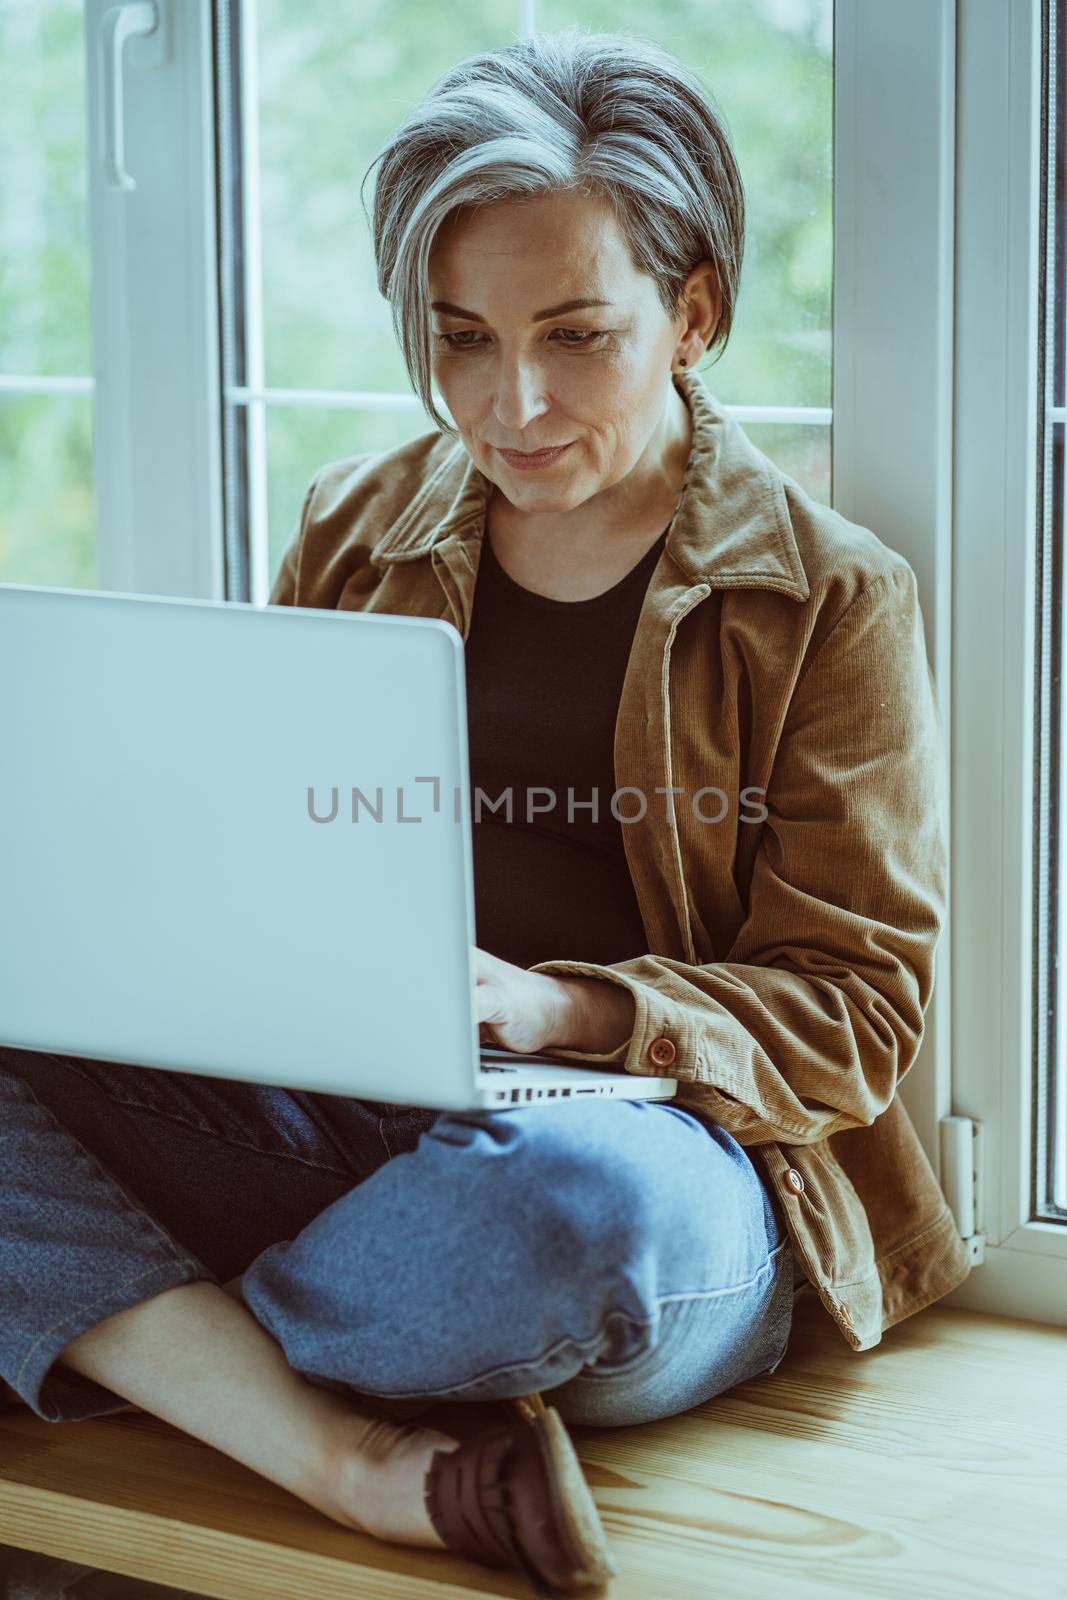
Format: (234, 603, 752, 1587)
(0, 1294, 1064, 1600)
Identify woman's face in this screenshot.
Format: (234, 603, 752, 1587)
(426, 189, 717, 516)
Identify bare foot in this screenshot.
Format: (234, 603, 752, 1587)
(6, 1370, 452, 1547)
(218, 1273, 459, 1549)
(313, 1409, 461, 1548)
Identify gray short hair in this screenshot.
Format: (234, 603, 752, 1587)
(362, 25, 746, 437)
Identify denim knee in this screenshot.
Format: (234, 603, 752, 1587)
(239, 1099, 789, 1405)
(548, 1236, 798, 1429)
(426, 1103, 660, 1265)
(240, 1102, 668, 1395)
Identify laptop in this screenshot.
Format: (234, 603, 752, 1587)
(0, 583, 677, 1112)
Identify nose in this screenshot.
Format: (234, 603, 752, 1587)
(490, 354, 551, 436)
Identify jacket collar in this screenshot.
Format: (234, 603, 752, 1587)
(371, 366, 810, 602)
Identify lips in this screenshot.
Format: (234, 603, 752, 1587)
(498, 442, 573, 468)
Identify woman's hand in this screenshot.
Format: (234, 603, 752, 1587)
(473, 946, 569, 1054)
(473, 946, 636, 1057)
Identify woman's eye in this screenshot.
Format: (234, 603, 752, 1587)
(553, 328, 606, 346)
(435, 331, 484, 350)
(434, 329, 607, 351)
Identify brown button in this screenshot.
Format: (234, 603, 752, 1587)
(784, 1167, 805, 1194)
(838, 1302, 854, 1329)
(647, 1035, 677, 1067)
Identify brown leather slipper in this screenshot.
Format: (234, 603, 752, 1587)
(423, 1401, 619, 1593)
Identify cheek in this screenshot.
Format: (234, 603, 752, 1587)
(432, 362, 483, 419)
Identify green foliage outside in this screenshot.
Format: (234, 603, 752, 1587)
(0, 0, 831, 591)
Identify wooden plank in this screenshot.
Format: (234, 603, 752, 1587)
(0, 1300, 1064, 1599)
(0, 1404, 511, 1598)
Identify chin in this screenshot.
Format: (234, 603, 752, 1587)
(519, 493, 587, 516)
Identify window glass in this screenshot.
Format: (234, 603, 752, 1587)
(239, 1, 832, 586)
(540, 0, 833, 409)
(0, 0, 95, 587)
(1043, 0, 1066, 1216)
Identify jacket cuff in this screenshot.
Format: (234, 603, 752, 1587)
(526, 959, 693, 1075)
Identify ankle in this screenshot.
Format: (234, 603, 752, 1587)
(314, 1405, 457, 1547)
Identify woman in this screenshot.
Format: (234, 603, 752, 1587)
(0, 26, 970, 1593)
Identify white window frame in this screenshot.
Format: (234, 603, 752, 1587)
(85, 0, 223, 598)
(949, 0, 1067, 1323)
(82, 0, 1066, 1323)
(833, 0, 957, 1178)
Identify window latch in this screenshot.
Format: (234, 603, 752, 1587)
(99, 1, 159, 191)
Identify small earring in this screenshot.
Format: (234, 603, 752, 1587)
(679, 358, 688, 367)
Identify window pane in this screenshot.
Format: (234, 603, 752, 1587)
(1042, 0, 1065, 1218)
(256, 0, 522, 395)
(520, 0, 832, 408)
(737, 421, 829, 505)
(0, 1, 91, 375)
(265, 404, 426, 582)
(0, 394, 96, 587)
(253, 0, 831, 409)
(238, 3, 833, 600)
(0, 0, 95, 586)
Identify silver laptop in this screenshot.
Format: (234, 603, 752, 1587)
(0, 583, 677, 1112)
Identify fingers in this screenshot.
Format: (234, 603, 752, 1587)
(473, 945, 515, 981)
(474, 984, 500, 1025)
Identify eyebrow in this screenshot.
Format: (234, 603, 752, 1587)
(430, 297, 612, 324)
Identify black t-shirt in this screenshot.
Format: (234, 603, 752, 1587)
(464, 525, 668, 969)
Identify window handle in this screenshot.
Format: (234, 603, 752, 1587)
(100, 1, 158, 191)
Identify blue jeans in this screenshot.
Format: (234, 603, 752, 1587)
(0, 1046, 805, 1428)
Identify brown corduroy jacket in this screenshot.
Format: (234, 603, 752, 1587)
(268, 365, 972, 1353)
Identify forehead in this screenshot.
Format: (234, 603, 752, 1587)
(428, 191, 637, 292)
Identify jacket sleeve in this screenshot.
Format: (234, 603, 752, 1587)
(529, 565, 948, 1149)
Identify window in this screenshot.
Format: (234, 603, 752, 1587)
(0, 0, 95, 588)
(12, 1, 1062, 1318)
(953, 0, 1067, 1324)
(1039, 0, 1065, 1219)
(217, 0, 832, 605)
